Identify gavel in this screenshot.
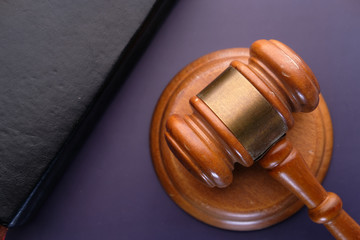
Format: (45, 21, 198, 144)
(162, 40, 360, 239)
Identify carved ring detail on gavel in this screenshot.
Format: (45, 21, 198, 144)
(163, 40, 360, 239)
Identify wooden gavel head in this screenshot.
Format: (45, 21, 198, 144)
(165, 39, 320, 188)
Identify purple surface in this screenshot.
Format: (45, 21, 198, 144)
(7, 0, 360, 239)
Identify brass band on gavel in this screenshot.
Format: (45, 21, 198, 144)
(197, 66, 287, 161)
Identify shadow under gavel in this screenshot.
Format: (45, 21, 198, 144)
(164, 39, 360, 239)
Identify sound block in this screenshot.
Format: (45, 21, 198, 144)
(150, 48, 333, 230)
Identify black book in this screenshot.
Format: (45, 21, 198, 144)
(0, 0, 175, 232)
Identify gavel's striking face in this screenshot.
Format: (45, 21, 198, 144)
(165, 39, 320, 188)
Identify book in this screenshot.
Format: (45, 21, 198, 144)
(0, 0, 175, 234)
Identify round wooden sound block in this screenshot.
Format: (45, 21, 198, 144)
(150, 48, 333, 230)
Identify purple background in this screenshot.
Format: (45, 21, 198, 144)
(7, 0, 360, 239)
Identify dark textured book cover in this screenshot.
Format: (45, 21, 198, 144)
(0, 0, 175, 229)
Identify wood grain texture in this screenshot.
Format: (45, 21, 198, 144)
(150, 47, 333, 230)
(260, 138, 360, 239)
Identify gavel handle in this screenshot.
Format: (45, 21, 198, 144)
(259, 138, 360, 240)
